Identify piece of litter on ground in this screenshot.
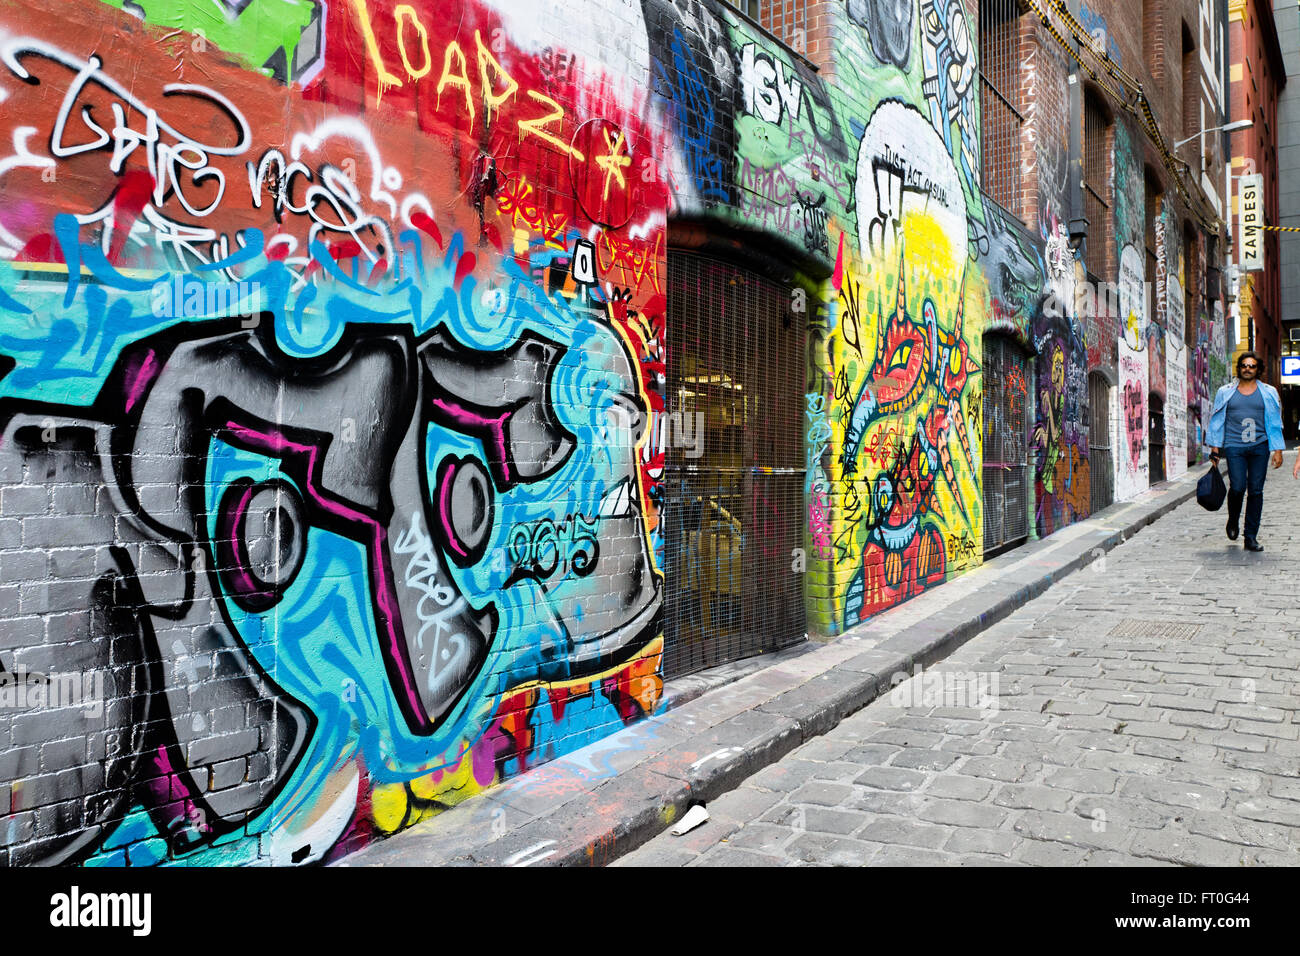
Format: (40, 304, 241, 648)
(671, 805, 709, 836)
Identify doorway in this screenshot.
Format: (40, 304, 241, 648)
(982, 335, 1030, 555)
(662, 251, 807, 679)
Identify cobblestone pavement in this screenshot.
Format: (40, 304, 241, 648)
(615, 475, 1300, 867)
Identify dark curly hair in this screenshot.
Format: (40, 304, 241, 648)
(1236, 350, 1263, 376)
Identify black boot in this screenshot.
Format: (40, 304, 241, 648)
(1226, 490, 1243, 541)
(1244, 537, 1264, 552)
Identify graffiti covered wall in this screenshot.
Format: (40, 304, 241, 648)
(812, 4, 988, 632)
(1165, 233, 1188, 479)
(646, 0, 989, 636)
(0, 0, 670, 865)
(1112, 123, 1148, 500)
(0, 0, 1231, 867)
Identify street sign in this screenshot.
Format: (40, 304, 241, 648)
(1239, 174, 1263, 271)
(1282, 355, 1300, 384)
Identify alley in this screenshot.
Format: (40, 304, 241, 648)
(615, 471, 1300, 867)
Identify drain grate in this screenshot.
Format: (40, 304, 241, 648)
(1107, 619, 1204, 640)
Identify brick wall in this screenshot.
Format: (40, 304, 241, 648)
(0, 0, 671, 866)
(0, 0, 1237, 867)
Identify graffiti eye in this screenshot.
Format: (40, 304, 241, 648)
(889, 343, 913, 370)
(433, 456, 495, 568)
(215, 478, 308, 613)
(949, 347, 962, 376)
(876, 476, 893, 511)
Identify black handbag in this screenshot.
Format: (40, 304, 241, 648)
(1196, 458, 1227, 511)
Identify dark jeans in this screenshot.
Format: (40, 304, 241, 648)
(1224, 439, 1270, 538)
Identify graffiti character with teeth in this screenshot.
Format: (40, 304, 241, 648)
(842, 255, 976, 622)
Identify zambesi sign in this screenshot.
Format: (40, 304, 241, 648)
(1240, 173, 1264, 272)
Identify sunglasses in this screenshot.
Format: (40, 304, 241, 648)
(1240, 363, 1258, 370)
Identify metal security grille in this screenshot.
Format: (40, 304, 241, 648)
(1088, 372, 1114, 514)
(982, 336, 1030, 555)
(980, 0, 1025, 217)
(1108, 619, 1203, 640)
(1083, 92, 1110, 252)
(724, 0, 807, 52)
(1149, 392, 1166, 483)
(761, 0, 807, 50)
(1181, 28, 1200, 174)
(663, 251, 806, 679)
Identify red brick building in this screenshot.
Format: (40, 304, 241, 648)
(982, 0, 1233, 492)
(1228, 0, 1287, 378)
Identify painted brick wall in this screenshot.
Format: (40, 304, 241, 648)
(0, 0, 670, 866)
(0, 0, 1234, 867)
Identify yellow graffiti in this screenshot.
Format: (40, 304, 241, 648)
(475, 29, 518, 126)
(437, 41, 476, 131)
(394, 5, 433, 80)
(367, 639, 665, 835)
(815, 211, 985, 631)
(519, 90, 585, 162)
(348, 2, 585, 163)
(348, 0, 404, 102)
(595, 127, 631, 202)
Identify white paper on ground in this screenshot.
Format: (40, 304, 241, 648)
(671, 804, 709, 836)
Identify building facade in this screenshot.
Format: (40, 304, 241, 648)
(1272, 0, 1299, 430)
(1227, 0, 1287, 375)
(0, 0, 1234, 866)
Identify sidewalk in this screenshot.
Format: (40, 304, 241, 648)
(338, 468, 1204, 867)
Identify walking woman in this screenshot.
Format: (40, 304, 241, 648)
(1207, 350, 1285, 551)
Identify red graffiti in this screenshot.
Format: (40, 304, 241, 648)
(598, 232, 663, 294)
(494, 175, 570, 247)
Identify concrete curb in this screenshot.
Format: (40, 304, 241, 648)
(336, 470, 1203, 868)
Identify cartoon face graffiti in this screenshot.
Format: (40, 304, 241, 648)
(840, 255, 976, 625)
(876, 303, 930, 414)
(919, 0, 978, 191)
(858, 431, 948, 617)
(873, 434, 937, 546)
(848, 0, 915, 69)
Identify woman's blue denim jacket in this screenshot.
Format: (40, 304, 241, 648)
(1205, 381, 1285, 451)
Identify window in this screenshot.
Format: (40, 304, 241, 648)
(1083, 89, 1113, 272)
(722, 0, 808, 52)
(1142, 0, 1159, 79)
(761, 0, 807, 50)
(980, 0, 1025, 217)
(1182, 22, 1199, 171)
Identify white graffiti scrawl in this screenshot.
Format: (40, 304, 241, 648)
(854, 100, 967, 267)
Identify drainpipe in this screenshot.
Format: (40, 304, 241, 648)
(1067, 0, 1087, 250)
